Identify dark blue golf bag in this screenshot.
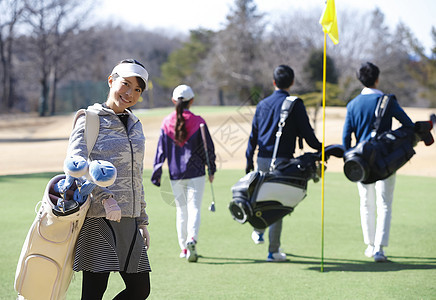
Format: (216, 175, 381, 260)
(343, 118, 434, 184)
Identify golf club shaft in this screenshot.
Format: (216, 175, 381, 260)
(199, 124, 212, 176)
(199, 124, 216, 209)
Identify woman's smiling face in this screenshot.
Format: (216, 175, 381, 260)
(106, 75, 142, 113)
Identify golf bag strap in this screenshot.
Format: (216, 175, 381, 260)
(270, 96, 299, 171)
(72, 108, 100, 156)
(371, 94, 394, 138)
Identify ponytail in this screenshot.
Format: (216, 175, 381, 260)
(175, 99, 190, 145)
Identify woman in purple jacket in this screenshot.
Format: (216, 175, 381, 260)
(151, 85, 216, 262)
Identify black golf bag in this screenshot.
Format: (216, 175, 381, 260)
(343, 112, 435, 184)
(229, 144, 344, 229)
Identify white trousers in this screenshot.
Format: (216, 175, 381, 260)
(170, 176, 205, 250)
(357, 173, 396, 248)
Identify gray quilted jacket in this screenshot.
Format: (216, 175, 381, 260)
(67, 103, 148, 225)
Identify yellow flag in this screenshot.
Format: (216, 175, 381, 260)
(319, 0, 339, 44)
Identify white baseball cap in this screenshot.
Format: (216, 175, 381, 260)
(172, 85, 195, 101)
(111, 63, 149, 90)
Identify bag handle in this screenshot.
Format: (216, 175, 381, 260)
(270, 96, 299, 171)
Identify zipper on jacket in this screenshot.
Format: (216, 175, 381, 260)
(117, 114, 139, 218)
(128, 136, 136, 216)
(124, 119, 138, 217)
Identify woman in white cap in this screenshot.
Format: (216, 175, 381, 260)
(151, 84, 216, 262)
(68, 59, 151, 299)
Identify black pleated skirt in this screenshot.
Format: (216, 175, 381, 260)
(73, 217, 151, 273)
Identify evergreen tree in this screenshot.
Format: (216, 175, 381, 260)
(159, 29, 214, 89)
(304, 49, 338, 90)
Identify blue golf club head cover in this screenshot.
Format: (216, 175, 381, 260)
(73, 180, 97, 204)
(73, 189, 85, 204)
(78, 180, 96, 197)
(88, 160, 117, 187)
(53, 176, 75, 194)
(64, 155, 88, 178)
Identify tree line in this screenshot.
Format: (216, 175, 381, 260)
(1, 0, 435, 117)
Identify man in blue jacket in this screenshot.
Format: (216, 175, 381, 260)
(342, 62, 413, 262)
(246, 65, 321, 261)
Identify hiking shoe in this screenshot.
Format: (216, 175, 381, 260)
(251, 231, 265, 244)
(374, 251, 387, 262)
(364, 245, 375, 258)
(186, 240, 198, 262)
(267, 251, 287, 262)
(179, 249, 187, 258)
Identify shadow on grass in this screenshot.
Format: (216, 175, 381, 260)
(196, 255, 291, 265)
(195, 253, 436, 273)
(288, 253, 436, 273)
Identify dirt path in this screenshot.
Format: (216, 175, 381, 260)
(1, 107, 435, 177)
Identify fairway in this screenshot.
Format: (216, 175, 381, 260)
(1, 170, 435, 299)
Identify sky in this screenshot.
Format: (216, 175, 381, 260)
(96, 0, 435, 53)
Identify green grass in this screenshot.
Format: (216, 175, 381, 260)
(1, 171, 436, 299)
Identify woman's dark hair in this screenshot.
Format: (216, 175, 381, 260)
(357, 62, 380, 87)
(174, 99, 190, 145)
(273, 65, 294, 89)
(116, 58, 147, 91)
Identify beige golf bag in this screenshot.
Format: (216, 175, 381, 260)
(14, 108, 99, 300)
(14, 175, 90, 300)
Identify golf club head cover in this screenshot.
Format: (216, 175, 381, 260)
(88, 160, 117, 187)
(53, 178, 67, 194)
(78, 180, 96, 197)
(52, 198, 80, 217)
(73, 181, 96, 204)
(73, 189, 85, 204)
(54, 175, 81, 194)
(64, 155, 89, 178)
(103, 197, 121, 222)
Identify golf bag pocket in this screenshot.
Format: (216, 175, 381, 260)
(229, 170, 307, 229)
(256, 180, 307, 207)
(229, 171, 261, 224)
(15, 174, 90, 300)
(17, 255, 61, 300)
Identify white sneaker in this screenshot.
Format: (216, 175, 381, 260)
(267, 251, 287, 262)
(179, 249, 187, 258)
(186, 240, 198, 262)
(251, 231, 265, 244)
(364, 245, 375, 257)
(374, 251, 387, 262)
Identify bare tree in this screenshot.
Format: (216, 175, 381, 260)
(265, 9, 324, 93)
(49, 1, 97, 115)
(202, 0, 266, 105)
(81, 24, 182, 108)
(0, 0, 24, 111)
(22, 0, 95, 116)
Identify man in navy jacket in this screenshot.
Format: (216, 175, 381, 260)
(246, 65, 321, 261)
(342, 62, 413, 262)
